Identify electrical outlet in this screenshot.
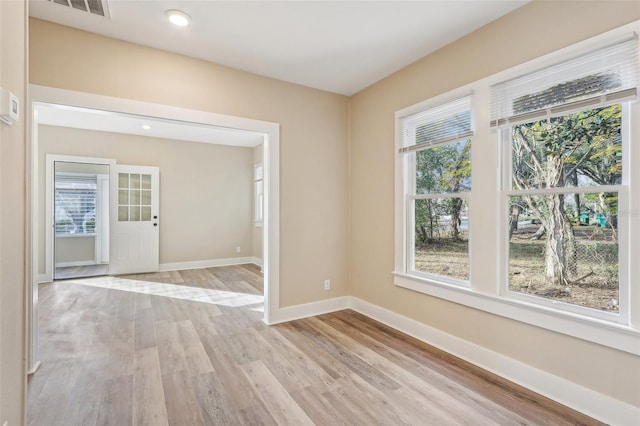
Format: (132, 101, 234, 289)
(236, 246, 241, 253)
(324, 279, 331, 291)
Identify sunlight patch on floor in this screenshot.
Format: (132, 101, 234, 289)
(69, 276, 264, 308)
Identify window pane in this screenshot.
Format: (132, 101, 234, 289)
(508, 192, 619, 311)
(511, 104, 622, 190)
(415, 139, 471, 194)
(55, 178, 97, 235)
(413, 198, 469, 280)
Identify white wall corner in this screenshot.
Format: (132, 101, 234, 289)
(349, 297, 639, 426)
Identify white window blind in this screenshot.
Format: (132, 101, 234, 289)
(490, 35, 639, 128)
(399, 95, 473, 153)
(55, 174, 97, 235)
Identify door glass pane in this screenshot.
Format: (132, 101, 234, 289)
(118, 189, 129, 205)
(141, 190, 151, 206)
(141, 206, 151, 221)
(141, 174, 152, 190)
(118, 173, 129, 189)
(118, 206, 129, 222)
(130, 206, 140, 221)
(130, 174, 141, 189)
(130, 189, 141, 205)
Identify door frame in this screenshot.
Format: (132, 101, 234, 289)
(28, 84, 281, 373)
(45, 155, 116, 283)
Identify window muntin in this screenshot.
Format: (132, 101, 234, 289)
(55, 174, 97, 235)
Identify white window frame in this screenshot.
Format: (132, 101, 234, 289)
(498, 105, 630, 324)
(254, 162, 264, 227)
(393, 21, 640, 356)
(399, 96, 473, 288)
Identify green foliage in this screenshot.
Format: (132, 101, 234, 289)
(414, 139, 471, 247)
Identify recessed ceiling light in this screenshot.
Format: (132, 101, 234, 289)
(166, 9, 190, 27)
(142, 124, 151, 130)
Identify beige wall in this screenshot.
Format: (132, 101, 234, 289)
(0, 1, 27, 425)
(349, 1, 640, 407)
(30, 19, 350, 306)
(39, 125, 256, 269)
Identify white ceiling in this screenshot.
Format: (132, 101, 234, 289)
(29, 0, 529, 96)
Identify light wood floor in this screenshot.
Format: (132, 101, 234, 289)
(28, 265, 601, 426)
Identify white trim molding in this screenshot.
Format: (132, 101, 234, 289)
(160, 257, 258, 272)
(265, 296, 351, 325)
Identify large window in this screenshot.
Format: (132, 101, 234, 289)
(55, 174, 97, 235)
(493, 36, 637, 320)
(399, 96, 472, 285)
(394, 27, 639, 354)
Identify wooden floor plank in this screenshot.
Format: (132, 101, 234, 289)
(28, 265, 603, 426)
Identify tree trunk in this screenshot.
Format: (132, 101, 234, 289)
(509, 203, 521, 239)
(543, 194, 570, 287)
(563, 212, 577, 276)
(450, 198, 462, 240)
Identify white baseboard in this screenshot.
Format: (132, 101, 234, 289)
(55, 260, 96, 268)
(159, 257, 256, 272)
(37, 273, 52, 284)
(267, 296, 351, 325)
(250, 256, 263, 267)
(350, 297, 639, 426)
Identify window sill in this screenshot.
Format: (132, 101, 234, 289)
(55, 233, 97, 238)
(393, 271, 640, 355)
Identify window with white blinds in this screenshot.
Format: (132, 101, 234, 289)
(490, 36, 639, 128)
(55, 174, 97, 235)
(399, 95, 473, 153)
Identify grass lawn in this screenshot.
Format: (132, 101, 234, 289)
(414, 225, 618, 312)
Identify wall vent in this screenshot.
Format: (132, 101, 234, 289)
(49, 0, 110, 18)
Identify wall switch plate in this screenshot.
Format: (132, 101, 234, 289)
(324, 279, 331, 291)
(0, 88, 19, 125)
(236, 246, 241, 253)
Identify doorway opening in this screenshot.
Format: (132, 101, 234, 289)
(29, 85, 280, 374)
(52, 160, 110, 280)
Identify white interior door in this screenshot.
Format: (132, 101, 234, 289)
(110, 165, 160, 275)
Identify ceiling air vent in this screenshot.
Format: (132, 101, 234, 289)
(50, 0, 110, 18)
